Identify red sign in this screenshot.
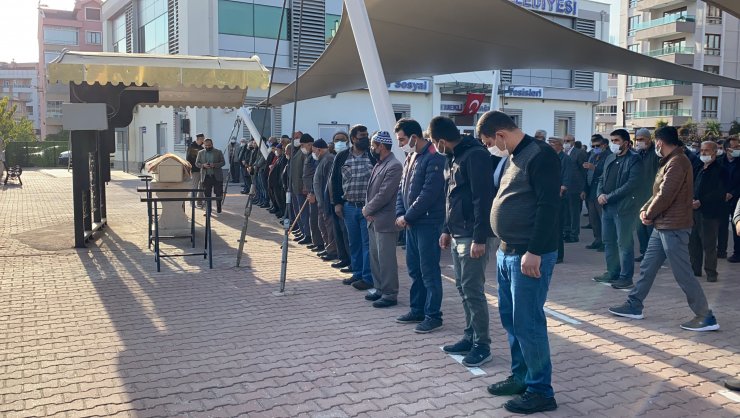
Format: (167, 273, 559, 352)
(459, 93, 486, 116)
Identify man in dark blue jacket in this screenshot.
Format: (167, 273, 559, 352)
(583, 135, 611, 251)
(394, 118, 447, 334)
(594, 129, 642, 289)
(432, 118, 495, 368)
(546, 137, 576, 264)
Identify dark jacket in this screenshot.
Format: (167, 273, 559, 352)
(597, 149, 642, 214)
(686, 148, 703, 179)
(586, 148, 611, 199)
(567, 147, 588, 193)
(557, 151, 576, 193)
(443, 136, 495, 244)
(303, 152, 317, 194)
(720, 156, 740, 206)
(396, 141, 446, 226)
(694, 160, 726, 219)
(186, 142, 203, 172)
(637, 143, 661, 206)
(330, 147, 377, 206)
(642, 147, 693, 230)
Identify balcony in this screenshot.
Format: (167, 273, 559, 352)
(631, 108, 692, 127)
(645, 46, 695, 65)
(632, 15, 695, 41)
(631, 80, 693, 99)
(636, 0, 686, 12)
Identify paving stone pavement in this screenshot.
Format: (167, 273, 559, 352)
(1, 169, 739, 418)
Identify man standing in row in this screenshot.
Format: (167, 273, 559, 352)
(609, 126, 719, 332)
(582, 134, 611, 251)
(187, 133, 205, 207)
(225, 137, 241, 184)
(546, 137, 575, 264)
(433, 117, 495, 368)
(594, 129, 642, 289)
(195, 138, 225, 214)
(395, 118, 446, 333)
(633, 128, 660, 262)
(312, 139, 338, 261)
(483, 111, 560, 414)
(363, 131, 402, 307)
(563, 134, 587, 242)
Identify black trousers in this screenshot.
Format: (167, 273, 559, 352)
(202, 175, 223, 211)
(718, 199, 740, 256)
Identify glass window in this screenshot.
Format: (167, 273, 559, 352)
(625, 101, 637, 118)
(26, 106, 34, 115)
(85, 7, 101, 21)
(43, 26, 78, 46)
(326, 14, 341, 43)
(608, 87, 618, 98)
(139, 13, 168, 54)
(660, 100, 682, 111)
(663, 7, 688, 20)
(44, 52, 61, 63)
(218, 1, 289, 40)
(254, 5, 289, 40)
(662, 38, 686, 53)
(112, 13, 127, 52)
(86, 31, 102, 45)
(628, 43, 640, 52)
(705, 34, 721, 55)
(47, 100, 63, 118)
(704, 65, 720, 75)
(707, 5, 722, 25)
(628, 16, 641, 35)
(702, 97, 718, 118)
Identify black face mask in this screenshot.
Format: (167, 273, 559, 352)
(205, 147, 213, 151)
(355, 137, 370, 151)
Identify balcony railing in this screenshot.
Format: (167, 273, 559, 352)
(645, 46, 695, 57)
(633, 109, 692, 118)
(633, 79, 692, 89)
(630, 14, 695, 34)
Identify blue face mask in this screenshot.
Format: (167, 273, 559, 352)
(592, 147, 602, 155)
(334, 141, 348, 153)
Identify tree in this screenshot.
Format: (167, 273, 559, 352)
(729, 121, 740, 136)
(655, 119, 668, 130)
(0, 96, 36, 143)
(45, 130, 70, 142)
(703, 119, 722, 139)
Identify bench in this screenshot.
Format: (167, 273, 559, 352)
(4, 165, 22, 185)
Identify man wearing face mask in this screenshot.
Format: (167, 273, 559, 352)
(394, 118, 446, 333)
(609, 126, 719, 332)
(195, 138, 226, 214)
(311, 139, 336, 260)
(546, 137, 576, 264)
(331, 125, 376, 289)
(237, 138, 251, 194)
(187, 133, 205, 207)
(689, 141, 725, 283)
(301, 134, 324, 252)
(482, 111, 560, 414)
(582, 135, 611, 251)
(563, 135, 587, 243)
(226, 137, 241, 184)
(289, 131, 311, 244)
(433, 117, 495, 368)
(633, 128, 661, 262)
(268, 143, 287, 217)
(594, 129, 642, 289)
(363, 131, 403, 307)
(718, 136, 740, 262)
(327, 132, 352, 270)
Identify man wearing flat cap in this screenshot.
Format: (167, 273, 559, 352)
(363, 131, 403, 307)
(311, 139, 338, 261)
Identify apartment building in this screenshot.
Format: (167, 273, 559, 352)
(0, 62, 40, 135)
(38, 0, 103, 140)
(595, 73, 619, 134)
(617, 0, 740, 132)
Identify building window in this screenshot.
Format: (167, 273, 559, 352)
(26, 106, 34, 115)
(628, 0, 637, 8)
(47, 100, 63, 118)
(662, 38, 686, 53)
(660, 100, 682, 113)
(326, 14, 341, 43)
(702, 97, 718, 118)
(705, 34, 721, 56)
(139, 0, 169, 54)
(217, 0, 290, 40)
(628, 43, 640, 53)
(704, 65, 720, 75)
(628, 16, 641, 35)
(625, 101, 637, 119)
(663, 7, 688, 20)
(626, 75, 637, 92)
(707, 5, 722, 25)
(85, 31, 102, 45)
(85, 7, 101, 21)
(43, 26, 78, 46)
(44, 52, 61, 63)
(596, 105, 617, 115)
(608, 87, 617, 98)
(112, 13, 127, 52)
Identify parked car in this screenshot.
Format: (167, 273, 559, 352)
(58, 150, 71, 166)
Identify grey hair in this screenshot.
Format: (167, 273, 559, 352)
(535, 129, 547, 139)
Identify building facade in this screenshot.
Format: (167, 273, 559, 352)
(0, 62, 40, 135)
(38, 0, 103, 140)
(100, 0, 608, 171)
(617, 0, 740, 132)
(595, 73, 619, 134)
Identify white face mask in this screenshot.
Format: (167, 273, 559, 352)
(717, 149, 724, 156)
(655, 145, 663, 158)
(312, 152, 319, 161)
(609, 143, 621, 154)
(488, 145, 509, 158)
(400, 143, 412, 154)
(688, 146, 698, 154)
(334, 141, 348, 153)
(563, 143, 573, 152)
(732, 150, 740, 158)
(293, 139, 301, 147)
(700, 155, 713, 163)
(301, 147, 310, 155)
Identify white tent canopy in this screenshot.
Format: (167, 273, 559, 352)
(269, 0, 740, 106)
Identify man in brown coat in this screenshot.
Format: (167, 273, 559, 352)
(363, 131, 403, 307)
(608, 126, 719, 332)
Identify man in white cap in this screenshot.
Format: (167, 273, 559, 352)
(363, 131, 403, 307)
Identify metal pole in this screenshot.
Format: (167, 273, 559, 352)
(343, 0, 400, 160)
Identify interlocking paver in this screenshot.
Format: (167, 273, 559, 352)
(1, 169, 739, 417)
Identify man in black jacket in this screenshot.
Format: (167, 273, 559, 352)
(633, 128, 660, 262)
(719, 136, 740, 262)
(689, 141, 726, 282)
(186, 134, 205, 207)
(432, 118, 495, 368)
(582, 135, 611, 251)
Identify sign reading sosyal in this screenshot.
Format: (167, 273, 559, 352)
(387, 79, 432, 93)
(510, 0, 578, 17)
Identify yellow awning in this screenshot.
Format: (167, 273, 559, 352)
(48, 51, 270, 108)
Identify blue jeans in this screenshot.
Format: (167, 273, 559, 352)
(601, 205, 637, 281)
(406, 223, 443, 320)
(497, 249, 557, 398)
(343, 203, 372, 284)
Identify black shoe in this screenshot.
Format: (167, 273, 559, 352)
(443, 338, 473, 355)
(707, 275, 718, 283)
(292, 235, 305, 242)
(340, 267, 353, 274)
(462, 344, 492, 367)
(414, 318, 443, 334)
(306, 244, 318, 250)
(611, 280, 635, 290)
(216, 207, 222, 214)
(563, 237, 578, 243)
(596, 245, 605, 252)
(311, 246, 325, 253)
(555, 258, 563, 264)
(373, 299, 397, 308)
(582, 224, 592, 229)
(728, 254, 740, 263)
(321, 254, 338, 262)
(240, 190, 248, 194)
(297, 238, 312, 245)
(317, 250, 328, 257)
(635, 254, 644, 262)
(724, 378, 740, 391)
(585, 241, 603, 250)
(332, 260, 350, 269)
(693, 271, 702, 277)
(504, 392, 557, 414)
(396, 312, 425, 323)
(352, 280, 373, 291)
(365, 291, 382, 301)
(487, 375, 527, 396)
(342, 276, 361, 285)
(593, 273, 617, 284)
(717, 252, 727, 259)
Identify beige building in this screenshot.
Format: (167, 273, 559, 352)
(617, 0, 740, 132)
(595, 72, 618, 134)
